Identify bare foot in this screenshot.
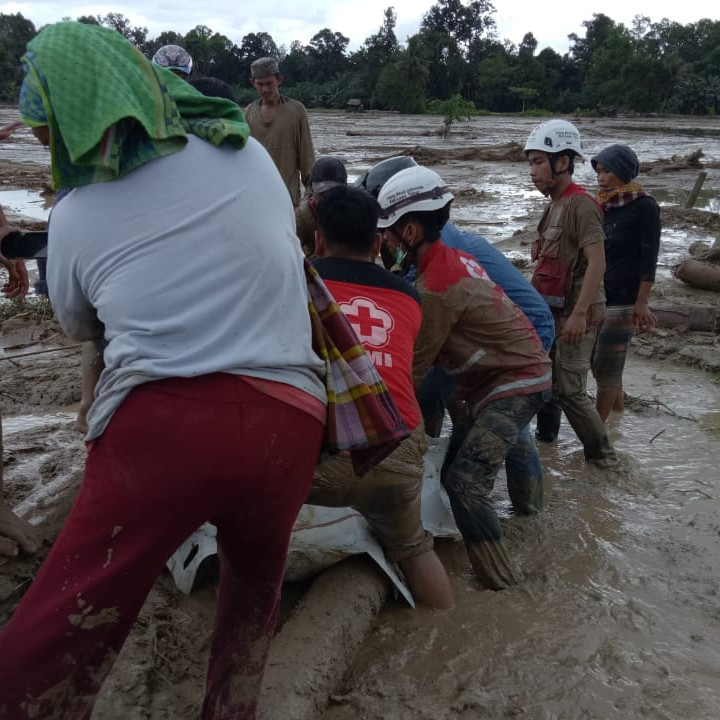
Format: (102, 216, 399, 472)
(0, 503, 41, 557)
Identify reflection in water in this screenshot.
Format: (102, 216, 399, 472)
(325, 359, 720, 720)
(0, 189, 52, 221)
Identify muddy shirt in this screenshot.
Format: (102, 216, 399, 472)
(603, 195, 661, 306)
(244, 96, 315, 206)
(413, 241, 552, 416)
(533, 182, 606, 323)
(314, 256, 423, 430)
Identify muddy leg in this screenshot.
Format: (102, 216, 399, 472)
(505, 423, 544, 514)
(441, 401, 519, 590)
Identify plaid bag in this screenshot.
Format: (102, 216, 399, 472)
(305, 259, 409, 476)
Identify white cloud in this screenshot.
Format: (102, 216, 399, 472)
(1, 0, 714, 54)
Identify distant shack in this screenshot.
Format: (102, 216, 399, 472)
(346, 98, 364, 113)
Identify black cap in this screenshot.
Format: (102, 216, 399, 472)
(311, 157, 347, 194)
(353, 156, 418, 198)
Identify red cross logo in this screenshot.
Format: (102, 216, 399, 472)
(340, 297, 394, 347)
(460, 256, 489, 280)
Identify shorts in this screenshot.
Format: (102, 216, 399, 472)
(592, 305, 634, 389)
(308, 425, 433, 563)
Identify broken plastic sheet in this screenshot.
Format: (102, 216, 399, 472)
(166, 435, 460, 604)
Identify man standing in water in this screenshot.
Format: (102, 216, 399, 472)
(245, 57, 315, 206)
(377, 165, 552, 591)
(524, 119, 617, 465)
(309, 185, 454, 609)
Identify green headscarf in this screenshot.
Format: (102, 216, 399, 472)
(19, 22, 249, 189)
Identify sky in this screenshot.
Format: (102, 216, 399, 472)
(0, 0, 715, 55)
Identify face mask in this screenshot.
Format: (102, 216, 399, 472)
(396, 247, 408, 266)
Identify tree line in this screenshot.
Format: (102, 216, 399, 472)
(2, 1, 719, 115)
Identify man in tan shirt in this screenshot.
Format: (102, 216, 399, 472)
(245, 57, 315, 206)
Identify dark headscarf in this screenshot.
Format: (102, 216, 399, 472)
(591, 144, 640, 184)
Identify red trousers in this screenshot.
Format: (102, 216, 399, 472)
(0, 374, 324, 719)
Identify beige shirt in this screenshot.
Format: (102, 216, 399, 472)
(534, 187, 606, 322)
(245, 96, 315, 206)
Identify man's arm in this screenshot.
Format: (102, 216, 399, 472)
(562, 241, 605, 344)
(297, 106, 315, 191)
(634, 199, 662, 331)
(0, 204, 30, 299)
(412, 291, 455, 386)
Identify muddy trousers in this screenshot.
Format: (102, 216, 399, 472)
(441, 390, 548, 590)
(538, 332, 616, 462)
(0, 374, 324, 720)
(418, 366, 543, 485)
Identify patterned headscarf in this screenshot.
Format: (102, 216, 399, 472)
(19, 22, 248, 189)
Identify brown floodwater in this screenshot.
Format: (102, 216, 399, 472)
(2, 107, 720, 719)
(323, 358, 720, 720)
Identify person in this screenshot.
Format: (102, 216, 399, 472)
(75, 76, 239, 435)
(378, 165, 552, 591)
(0, 202, 38, 558)
(308, 185, 454, 609)
(524, 119, 617, 464)
(189, 76, 237, 102)
(0, 22, 328, 719)
(151, 43, 193, 77)
(590, 144, 661, 421)
(296, 156, 347, 255)
(357, 156, 555, 509)
(244, 56, 315, 206)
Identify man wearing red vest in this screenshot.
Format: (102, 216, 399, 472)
(309, 185, 454, 610)
(524, 119, 616, 464)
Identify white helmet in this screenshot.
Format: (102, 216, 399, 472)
(524, 119, 584, 158)
(377, 166, 454, 229)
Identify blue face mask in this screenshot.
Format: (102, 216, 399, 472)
(396, 247, 408, 266)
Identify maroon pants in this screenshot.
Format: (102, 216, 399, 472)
(0, 374, 324, 719)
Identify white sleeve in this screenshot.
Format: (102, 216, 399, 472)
(46, 205, 103, 343)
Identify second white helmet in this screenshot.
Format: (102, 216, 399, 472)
(377, 166, 454, 229)
(524, 119, 584, 158)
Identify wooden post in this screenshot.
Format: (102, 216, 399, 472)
(684, 171, 708, 209)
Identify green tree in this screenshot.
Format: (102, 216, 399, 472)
(374, 35, 430, 113)
(306, 28, 350, 83)
(428, 93, 475, 134)
(508, 86, 538, 112)
(0, 12, 36, 101)
(349, 7, 400, 106)
(100, 12, 147, 46)
(420, 0, 496, 57)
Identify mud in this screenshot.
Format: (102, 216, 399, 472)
(1, 108, 720, 718)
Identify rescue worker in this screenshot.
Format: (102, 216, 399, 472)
(309, 185, 454, 609)
(524, 119, 617, 465)
(357, 156, 555, 498)
(377, 165, 552, 590)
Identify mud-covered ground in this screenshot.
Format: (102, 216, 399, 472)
(1, 109, 720, 718)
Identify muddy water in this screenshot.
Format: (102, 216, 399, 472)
(310, 112, 720, 240)
(323, 357, 720, 720)
(2, 108, 720, 718)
